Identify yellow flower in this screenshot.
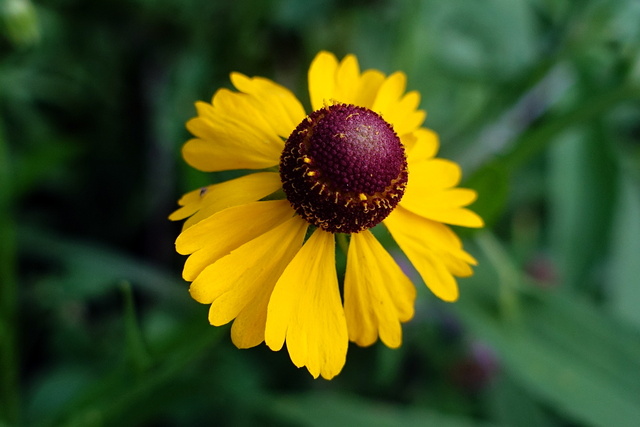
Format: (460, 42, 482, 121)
(170, 51, 484, 379)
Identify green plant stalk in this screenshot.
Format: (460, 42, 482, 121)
(475, 232, 521, 323)
(336, 233, 349, 257)
(463, 82, 640, 228)
(0, 120, 20, 424)
(121, 281, 152, 374)
(47, 319, 222, 427)
(502, 83, 640, 175)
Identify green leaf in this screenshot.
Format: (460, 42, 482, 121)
(526, 293, 640, 399)
(465, 83, 639, 229)
(121, 282, 152, 374)
(0, 103, 20, 427)
(463, 162, 510, 228)
(269, 392, 495, 427)
(18, 226, 186, 303)
(485, 375, 558, 427)
(607, 171, 640, 328)
(458, 239, 640, 427)
(1, 0, 40, 48)
(548, 128, 617, 291)
(32, 316, 222, 427)
(459, 297, 640, 427)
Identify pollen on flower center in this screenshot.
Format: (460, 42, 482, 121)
(280, 103, 408, 233)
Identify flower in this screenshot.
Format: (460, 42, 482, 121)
(170, 51, 483, 379)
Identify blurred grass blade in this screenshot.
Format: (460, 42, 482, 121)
(475, 232, 521, 322)
(462, 165, 510, 229)
(458, 296, 640, 427)
(465, 83, 640, 226)
(0, 116, 20, 424)
(459, 236, 640, 427)
(121, 281, 152, 374)
(35, 317, 222, 427)
(18, 226, 186, 303)
(548, 129, 617, 291)
(608, 171, 640, 328)
(486, 375, 557, 427)
(269, 392, 496, 427)
(501, 83, 640, 174)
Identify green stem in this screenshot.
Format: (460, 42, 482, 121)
(50, 319, 222, 427)
(502, 83, 640, 175)
(121, 281, 152, 374)
(466, 83, 640, 188)
(335, 233, 349, 256)
(475, 232, 521, 323)
(0, 118, 20, 424)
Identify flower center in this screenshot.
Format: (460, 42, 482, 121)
(280, 103, 408, 233)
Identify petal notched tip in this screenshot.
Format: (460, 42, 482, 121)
(265, 229, 348, 380)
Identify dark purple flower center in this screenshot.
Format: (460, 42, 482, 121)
(279, 103, 408, 233)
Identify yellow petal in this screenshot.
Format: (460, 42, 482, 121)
(189, 216, 308, 347)
(372, 71, 407, 113)
(402, 157, 484, 227)
(352, 69, 386, 109)
(414, 207, 485, 228)
(191, 214, 306, 306)
(428, 188, 478, 207)
(183, 88, 284, 171)
(230, 226, 305, 348)
(445, 255, 475, 277)
(405, 128, 439, 164)
(176, 200, 294, 281)
(370, 72, 426, 136)
(169, 172, 282, 228)
(265, 229, 348, 379)
(308, 52, 410, 121)
(308, 51, 339, 111)
(402, 186, 477, 213)
(169, 187, 208, 222)
(230, 72, 306, 139)
(334, 54, 361, 105)
(409, 158, 463, 189)
(387, 93, 426, 137)
(384, 206, 478, 302)
(344, 231, 416, 348)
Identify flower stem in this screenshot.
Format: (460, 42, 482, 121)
(502, 83, 640, 174)
(476, 232, 521, 323)
(335, 233, 350, 256)
(0, 118, 20, 424)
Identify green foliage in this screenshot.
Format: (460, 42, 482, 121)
(2, 0, 640, 425)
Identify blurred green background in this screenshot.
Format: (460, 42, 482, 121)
(2, 0, 640, 425)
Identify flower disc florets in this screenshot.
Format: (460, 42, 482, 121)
(280, 103, 408, 233)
